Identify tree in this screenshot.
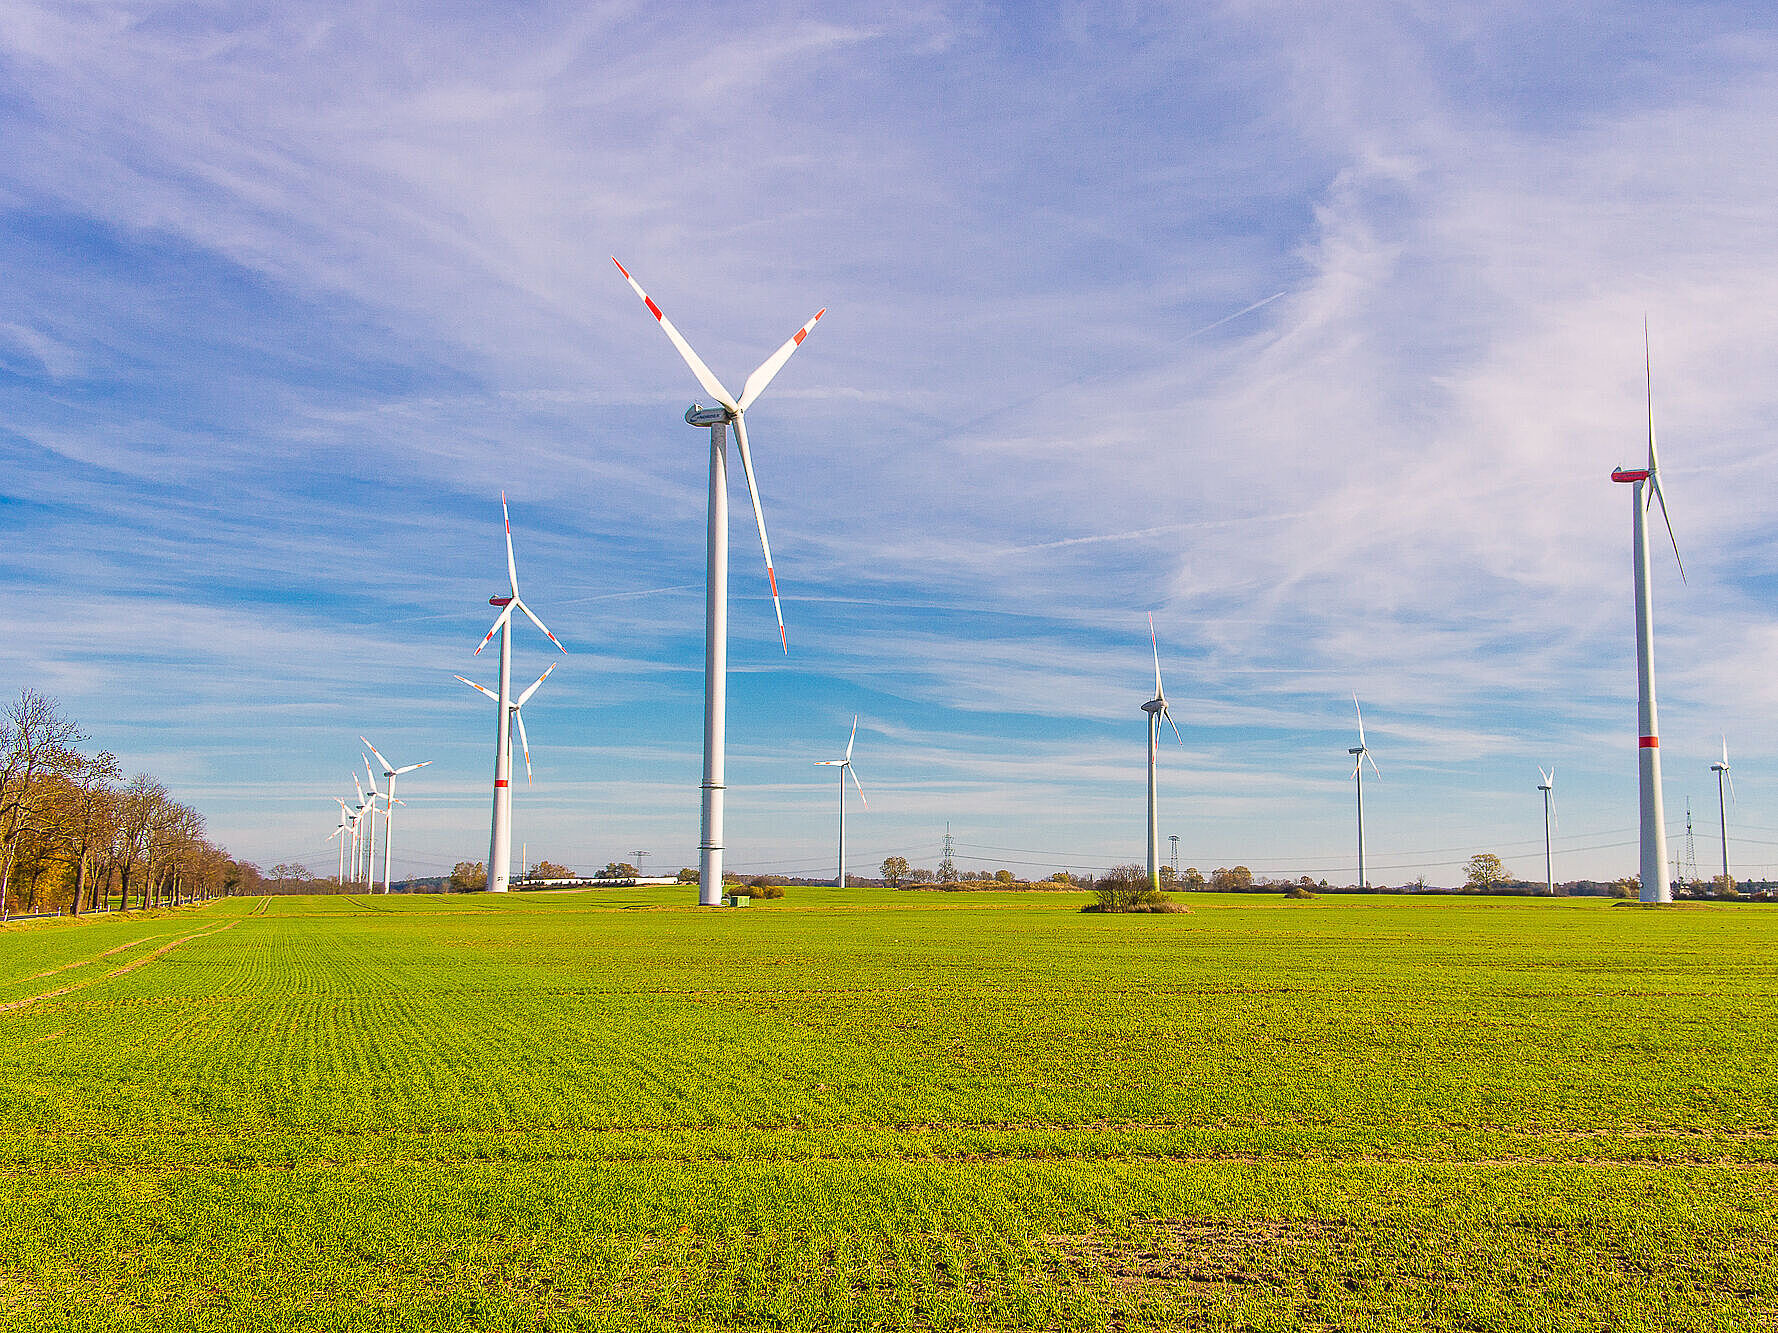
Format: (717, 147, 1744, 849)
(1181, 867, 1206, 891)
(599, 862, 639, 879)
(1464, 853, 1508, 891)
(1209, 866, 1252, 891)
(1047, 871, 1077, 885)
(448, 861, 487, 892)
(676, 867, 699, 882)
(0, 689, 85, 916)
(994, 869, 1014, 884)
(880, 856, 910, 888)
(529, 860, 573, 880)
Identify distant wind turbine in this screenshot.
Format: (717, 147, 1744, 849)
(362, 739, 430, 895)
(458, 663, 556, 786)
(814, 716, 866, 888)
(329, 799, 350, 885)
(1611, 321, 1684, 903)
(1537, 767, 1557, 896)
(352, 773, 371, 888)
(469, 494, 565, 894)
(1711, 737, 1735, 889)
(1142, 615, 1182, 891)
(615, 257, 826, 907)
(363, 756, 386, 891)
(1347, 694, 1380, 888)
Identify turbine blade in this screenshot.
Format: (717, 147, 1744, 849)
(737, 308, 826, 411)
(1350, 757, 1361, 781)
(394, 761, 430, 775)
(1353, 692, 1366, 747)
(846, 714, 858, 761)
(1727, 769, 1737, 803)
(1366, 752, 1381, 779)
(516, 662, 555, 707)
(361, 737, 392, 774)
(1551, 793, 1559, 833)
(849, 763, 867, 807)
(454, 674, 500, 703)
(815, 760, 841, 766)
(475, 604, 513, 656)
(1643, 320, 1685, 583)
(1149, 613, 1163, 699)
(514, 597, 567, 653)
(502, 492, 520, 597)
(731, 413, 787, 652)
(611, 258, 738, 411)
(354, 775, 365, 803)
(1163, 703, 1182, 746)
(1650, 475, 1685, 583)
(514, 708, 533, 785)
(1722, 735, 1731, 767)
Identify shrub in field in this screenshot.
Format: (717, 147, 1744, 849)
(1084, 863, 1183, 913)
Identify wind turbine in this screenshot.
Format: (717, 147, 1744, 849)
(363, 756, 387, 891)
(469, 494, 565, 894)
(1711, 737, 1735, 890)
(1347, 694, 1380, 888)
(1142, 615, 1182, 891)
(815, 715, 867, 888)
(1537, 767, 1558, 896)
(329, 799, 350, 885)
(1611, 321, 1684, 904)
(458, 665, 556, 885)
(352, 774, 372, 887)
(614, 257, 826, 907)
(363, 739, 430, 895)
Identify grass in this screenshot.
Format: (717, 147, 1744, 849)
(1, 887, 1775, 1330)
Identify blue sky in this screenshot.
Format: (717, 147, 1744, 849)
(4, 2, 1777, 885)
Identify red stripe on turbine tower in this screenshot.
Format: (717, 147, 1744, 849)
(495, 779, 509, 787)
(1640, 736, 1659, 747)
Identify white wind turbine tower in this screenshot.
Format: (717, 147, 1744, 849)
(614, 258, 826, 908)
(1142, 615, 1182, 891)
(363, 739, 430, 895)
(1347, 694, 1380, 888)
(469, 494, 566, 894)
(1710, 737, 1735, 889)
(815, 716, 867, 889)
(1611, 322, 1684, 904)
(1537, 767, 1558, 896)
(458, 664, 557, 884)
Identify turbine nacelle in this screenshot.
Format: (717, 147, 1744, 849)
(685, 403, 731, 428)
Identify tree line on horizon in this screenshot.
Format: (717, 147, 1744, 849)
(0, 688, 254, 918)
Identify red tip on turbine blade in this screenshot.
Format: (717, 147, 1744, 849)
(779, 624, 788, 654)
(767, 565, 779, 598)
(793, 328, 807, 345)
(645, 296, 663, 321)
(611, 257, 630, 279)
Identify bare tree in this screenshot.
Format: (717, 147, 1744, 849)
(0, 689, 85, 916)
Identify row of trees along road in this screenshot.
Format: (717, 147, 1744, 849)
(0, 689, 252, 918)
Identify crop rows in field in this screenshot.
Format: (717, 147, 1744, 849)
(1, 890, 1775, 1330)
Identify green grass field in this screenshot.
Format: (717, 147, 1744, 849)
(2, 888, 1775, 1331)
